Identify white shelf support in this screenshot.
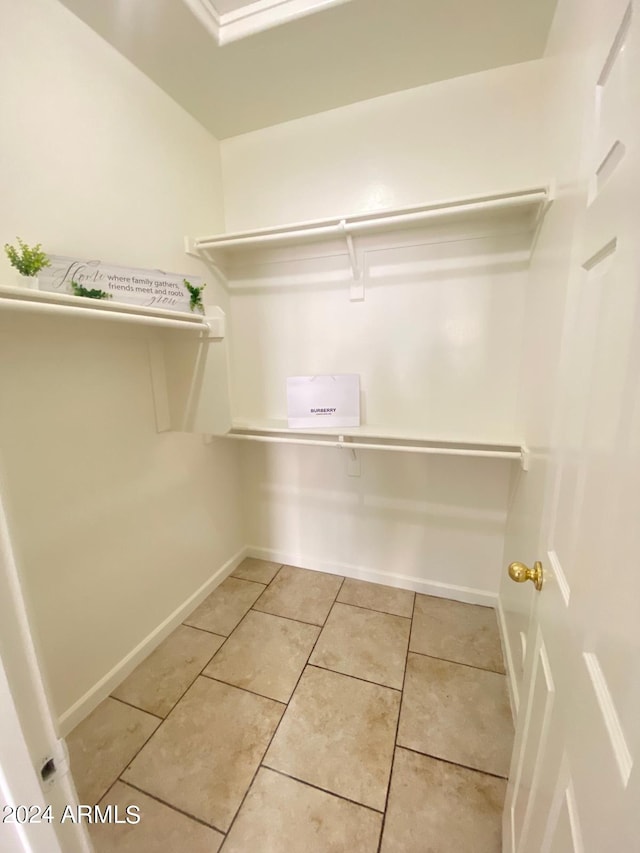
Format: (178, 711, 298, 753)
(184, 236, 199, 258)
(529, 180, 556, 257)
(186, 185, 553, 279)
(338, 434, 361, 475)
(520, 445, 531, 471)
(0, 289, 230, 436)
(204, 305, 226, 338)
(339, 220, 364, 300)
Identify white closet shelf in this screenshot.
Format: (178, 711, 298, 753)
(186, 185, 552, 271)
(0, 286, 214, 333)
(227, 420, 527, 467)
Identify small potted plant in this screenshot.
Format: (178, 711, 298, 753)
(4, 237, 50, 289)
(184, 279, 206, 314)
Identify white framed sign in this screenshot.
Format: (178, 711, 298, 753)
(38, 255, 204, 313)
(287, 374, 360, 428)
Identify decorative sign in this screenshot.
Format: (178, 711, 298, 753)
(38, 255, 204, 314)
(287, 374, 360, 428)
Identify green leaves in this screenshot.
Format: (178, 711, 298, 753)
(4, 237, 50, 277)
(71, 280, 112, 300)
(183, 278, 206, 313)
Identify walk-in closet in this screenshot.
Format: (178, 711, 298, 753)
(0, 0, 637, 851)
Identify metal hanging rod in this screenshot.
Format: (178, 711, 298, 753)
(0, 297, 210, 333)
(345, 191, 548, 234)
(197, 222, 341, 250)
(192, 187, 549, 253)
(226, 431, 522, 461)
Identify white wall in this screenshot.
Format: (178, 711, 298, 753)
(220, 60, 553, 599)
(220, 60, 550, 229)
(243, 444, 514, 602)
(0, 0, 244, 732)
(227, 228, 532, 441)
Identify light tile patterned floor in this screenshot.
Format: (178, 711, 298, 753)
(67, 559, 513, 852)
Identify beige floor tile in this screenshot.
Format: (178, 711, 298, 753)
(398, 653, 513, 777)
(309, 603, 409, 689)
(264, 666, 399, 811)
(380, 748, 506, 853)
(254, 565, 343, 625)
(184, 576, 265, 636)
(337, 578, 414, 618)
(122, 676, 283, 831)
(112, 625, 225, 717)
(221, 768, 382, 853)
(90, 781, 224, 853)
(203, 610, 319, 702)
(232, 557, 282, 584)
(411, 594, 505, 673)
(67, 698, 160, 806)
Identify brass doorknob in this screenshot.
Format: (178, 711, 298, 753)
(508, 561, 543, 591)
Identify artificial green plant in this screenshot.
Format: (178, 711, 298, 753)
(4, 238, 50, 277)
(184, 279, 206, 313)
(71, 280, 112, 300)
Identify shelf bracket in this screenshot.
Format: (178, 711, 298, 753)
(339, 220, 364, 301)
(520, 445, 530, 472)
(184, 236, 199, 258)
(337, 435, 361, 476)
(204, 305, 226, 339)
(347, 449, 361, 477)
(184, 237, 227, 290)
(529, 181, 555, 258)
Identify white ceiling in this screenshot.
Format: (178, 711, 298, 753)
(57, 0, 557, 139)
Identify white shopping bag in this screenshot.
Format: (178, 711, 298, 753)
(286, 375, 360, 428)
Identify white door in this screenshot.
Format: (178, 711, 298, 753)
(503, 1, 640, 850)
(0, 480, 90, 851)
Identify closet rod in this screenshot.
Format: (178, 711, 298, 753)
(345, 192, 547, 234)
(194, 189, 548, 251)
(0, 298, 210, 332)
(197, 223, 340, 250)
(226, 432, 520, 460)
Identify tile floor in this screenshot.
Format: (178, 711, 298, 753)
(67, 559, 513, 852)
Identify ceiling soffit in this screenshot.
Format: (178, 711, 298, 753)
(182, 0, 352, 45)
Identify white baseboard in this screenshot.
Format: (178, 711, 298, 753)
(58, 545, 248, 736)
(247, 545, 498, 608)
(497, 594, 519, 721)
(59, 542, 502, 736)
